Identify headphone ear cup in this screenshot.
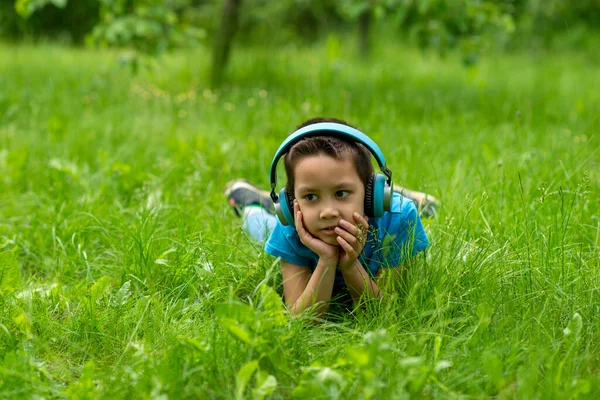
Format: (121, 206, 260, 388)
(275, 188, 296, 227)
(364, 175, 375, 217)
(365, 174, 388, 218)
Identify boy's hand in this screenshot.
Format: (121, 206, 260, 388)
(294, 200, 339, 263)
(335, 213, 369, 271)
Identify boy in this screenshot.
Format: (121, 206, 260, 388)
(226, 118, 434, 316)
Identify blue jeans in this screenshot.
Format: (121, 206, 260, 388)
(243, 208, 277, 242)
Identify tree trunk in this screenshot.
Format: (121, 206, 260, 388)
(358, 5, 372, 58)
(211, 0, 242, 87)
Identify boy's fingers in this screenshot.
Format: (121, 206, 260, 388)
(354, 213, 369, 243)
(342, 215, 368, 234)
(340, 221, 365, 244)
(294, 202, 303, 228)
(294, 204, 308, 241)
(356, 224, 366, 244)
(339, 219, 360, 236)
(337, 236, 357, 256)
(296, 215, 308, 238)
(335, 227, 357, 247)
(353, 212, 369, 228)
(295, 211, 315, 247)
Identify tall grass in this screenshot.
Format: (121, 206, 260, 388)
(0, 39, 598, 398)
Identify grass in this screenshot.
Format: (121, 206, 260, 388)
(0, 38, 599, 398)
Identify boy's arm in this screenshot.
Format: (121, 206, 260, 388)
(281, 200, 340, 317)
(335, 212, 379, 300)
(342, 263, 407, 301)
(340, 260, 381, 300)
(281, 257, 338, 316)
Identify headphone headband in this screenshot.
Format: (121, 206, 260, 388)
(269, 122, 392, 202)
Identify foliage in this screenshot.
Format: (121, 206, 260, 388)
(4, 0, 600, 55)
(88, 0, 206, 57)
(1, 0, 99, 43)
(513, 0, 600, 49)
(390, 0, 516, 64)
(14, 0, 67, 19)
(0, 252, 22, 294)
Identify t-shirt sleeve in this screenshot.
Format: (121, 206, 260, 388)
(264, 222, 314, 267)
(377, 195, 429, 267)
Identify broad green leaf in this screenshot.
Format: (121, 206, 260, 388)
(235, 360, 259, 400)
(516, 365, 538, 399)
(215, 302, 256, 325)
(364, 329, 392, 352)
(346, 348, 370, 367)
(563, 312, 583, 346)
(220, 318, 253, 345)
(293, 366, 347, 399)
(110, 280, 131, 307)
(252, 370, 277, 400)
(90, 275, 113, 303)
(398, 357, 424, 368)
(483, 351, 504, 390)
(11, 305, 32, 339)
(434, 360, 453, 372)
(258, 284, 286, 326)
(0, 251, 22, 293)
(16, 282, 58, 300)
(64, 360, 98, 398)
(178, 337, 210, 353)
(314, 367, 346, 394)
(433, 335, 442, 362)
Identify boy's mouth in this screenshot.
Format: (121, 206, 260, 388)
(321, 225, 338, 235)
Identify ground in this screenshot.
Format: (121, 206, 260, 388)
(0, 41, 599, 398)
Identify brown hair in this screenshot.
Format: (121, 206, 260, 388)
(283, 117, 374, 195)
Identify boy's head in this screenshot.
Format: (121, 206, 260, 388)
(282, 118, 375, 245)
(283, 117, 374, 196)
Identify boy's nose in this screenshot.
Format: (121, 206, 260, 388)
(319, 205, 340, 220)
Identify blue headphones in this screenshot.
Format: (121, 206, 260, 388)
(269, 122, 393, 227)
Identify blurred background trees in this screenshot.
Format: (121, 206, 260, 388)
(2, 0, 599, 84)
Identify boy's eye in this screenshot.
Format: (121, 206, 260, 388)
(304, 194, 318, 201)
(336, 190, 350, 198)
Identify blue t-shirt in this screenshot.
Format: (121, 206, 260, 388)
(264, 192, 429, 288)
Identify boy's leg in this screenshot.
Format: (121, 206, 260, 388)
(242, 207, 277, 242)
(394, 184, 441, 219)
(225, 179, 277, 241)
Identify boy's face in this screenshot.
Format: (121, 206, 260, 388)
(293, 153, 366, 246)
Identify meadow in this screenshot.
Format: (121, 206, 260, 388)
(0, 39, 599, 398)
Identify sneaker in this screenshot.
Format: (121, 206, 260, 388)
(224, 179, 275, 217)
(394, 186, 441, 219)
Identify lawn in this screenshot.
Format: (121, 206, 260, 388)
(0, 40, 599, 398)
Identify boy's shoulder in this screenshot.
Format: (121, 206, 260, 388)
(265, 220, 318, 266)
(382, 192, 419, 224)
(372, 192, 430, 259)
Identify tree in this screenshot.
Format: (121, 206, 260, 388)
(211, 0, 242, 86)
